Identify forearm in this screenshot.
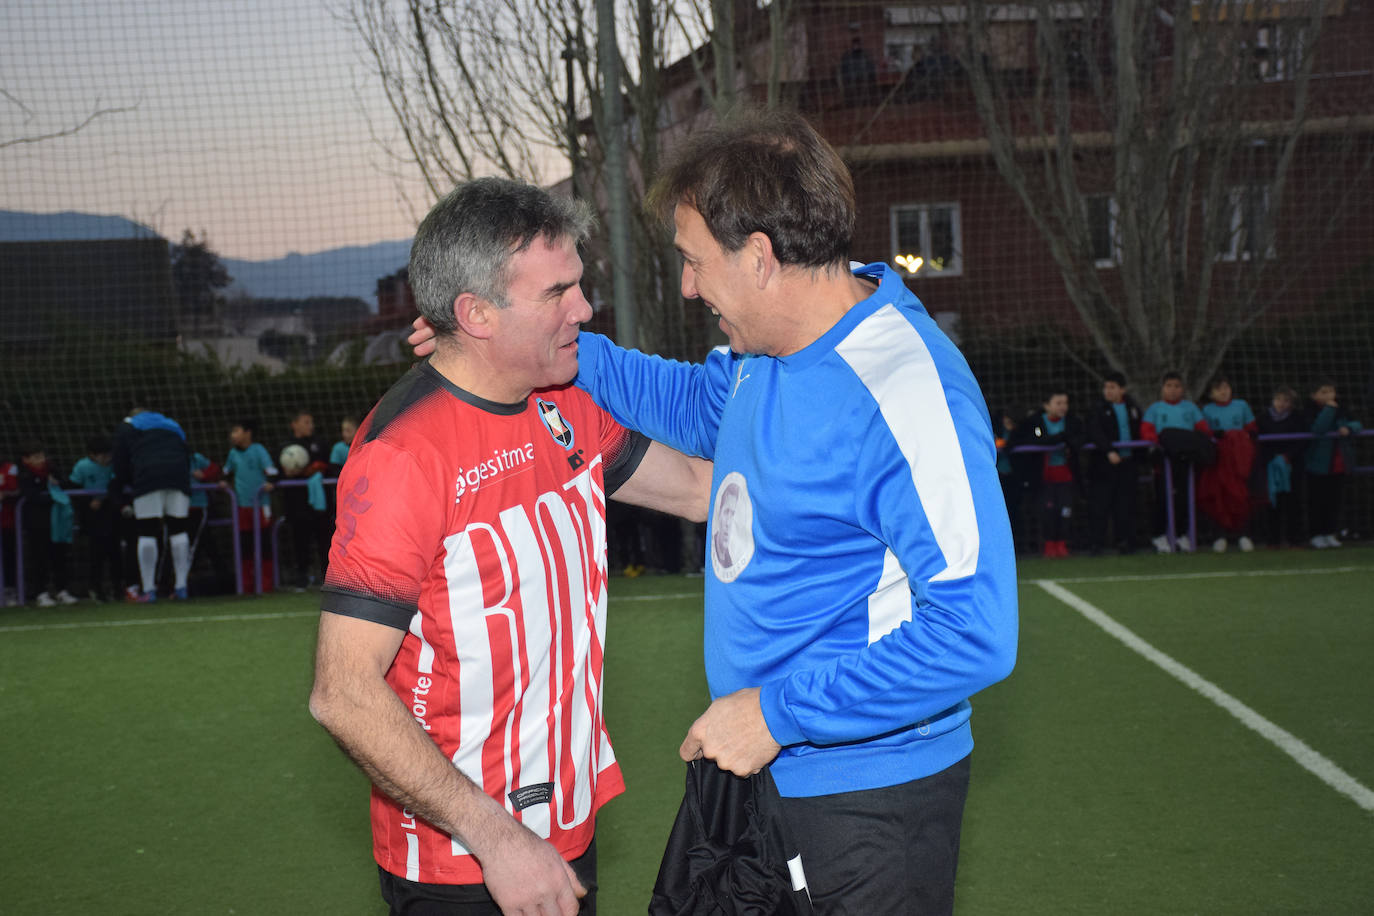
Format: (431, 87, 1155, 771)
(760, 591, 1016, 747)
(610, 443, 712, 522)
(310, 670, 512, 855)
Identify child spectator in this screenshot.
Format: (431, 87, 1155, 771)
(222, 419, 277, 592)
(189, 450, 215, 519)
(69, 435, 121, 601)
(1012, 387, 1085, 557)
(1086, 371, 1144, 554)
(329, 416, 358, 471)
(278, 409, 332, 591)
(1199, 375, 1258, 552)
(188, 449, 228, 592)
(1304, 379, 1363, 548)
(991, 406, 1025, 552)
(1142, 372, 1214, 552)
(1253, 386, 1305, 547)
(1, 456, 19, 606)
(16, 442, 78, 606)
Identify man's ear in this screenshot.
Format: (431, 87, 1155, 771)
(745, 231, 778, 289)
(453, 292, 495, 340)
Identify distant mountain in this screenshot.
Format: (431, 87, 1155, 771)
(223, 241, 412, 311)
(0, 210, 410, 311)
(0, 209, 159, 242)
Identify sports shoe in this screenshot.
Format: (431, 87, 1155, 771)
(1212, 537, 1228, 553)
(1152, 535, 1172, 554)
(1310, 535, 1330, 549)
(1238, 536, 1255, 552)
(1326, 534, 1343, 548)
(1177, 536, 1192, 552)
(124, 585, 142, 602)
(55, 590, 79, 605)
(134, 589, 157, 604)
(36, 591, 57, 607)
(174, 587, 189, 601)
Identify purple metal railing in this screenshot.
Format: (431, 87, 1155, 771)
(1002, 429, 1371, 553)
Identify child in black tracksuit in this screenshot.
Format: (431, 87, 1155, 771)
(1011, 388, 1086, 557)
(16, 442, 76, 606)
(1252, 386, 1306, 548)
(1304, 380, 1364, 548)
(1086, 371, 1144, 554)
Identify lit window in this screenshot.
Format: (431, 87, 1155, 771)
(890, 203, 962, 277)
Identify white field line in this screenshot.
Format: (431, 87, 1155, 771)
(1036, 578, 1374, 813)
(0, 591, 702, 635)
(0, 609, 320, 634)
(1044, 565, 1374, 584)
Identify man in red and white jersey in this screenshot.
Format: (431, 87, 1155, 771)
(309, 178, 711, 916)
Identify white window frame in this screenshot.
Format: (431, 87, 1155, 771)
(1252, 21, 1307, 82)
(1217, 184, 1277, 262)
(889, 202, 963, 278)
(1083, 193, 1120, 267)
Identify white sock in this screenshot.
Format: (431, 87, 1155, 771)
(138, 536, 158, 594)
(170, 532, 191, 590)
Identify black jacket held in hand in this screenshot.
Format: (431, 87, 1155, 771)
(650, 761, 813, 916)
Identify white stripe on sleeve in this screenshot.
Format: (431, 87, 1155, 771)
(837, 304, 979, 583)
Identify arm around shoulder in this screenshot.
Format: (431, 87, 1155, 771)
(611, 440, 712, 523)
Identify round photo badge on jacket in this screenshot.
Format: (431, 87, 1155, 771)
(710, 471, 755, 582)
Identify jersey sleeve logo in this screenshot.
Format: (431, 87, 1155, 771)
(335, 476, 373, 558)
(537, 398, 575, 449)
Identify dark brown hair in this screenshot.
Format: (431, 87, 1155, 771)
(647, 107, 855, 269)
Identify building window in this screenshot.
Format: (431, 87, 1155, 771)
(1217, 184, 1275, 261)
(1244, 22, 1307, 82)
(890, 203, 962, 277)
(1084, 193, 1119, 267)
(885, 25, 942, 73)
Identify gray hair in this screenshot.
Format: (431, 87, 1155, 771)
(408, 177, 594, 337)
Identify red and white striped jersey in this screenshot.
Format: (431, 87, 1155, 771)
(321, 362, 648, 886)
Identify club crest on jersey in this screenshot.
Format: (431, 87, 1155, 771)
(537, 398, 575, 449)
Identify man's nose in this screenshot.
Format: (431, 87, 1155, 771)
(569, 288, 593, 323)
(680, 264, 699, 300)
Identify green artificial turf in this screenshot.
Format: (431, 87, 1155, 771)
(2, 549, 1371, 914)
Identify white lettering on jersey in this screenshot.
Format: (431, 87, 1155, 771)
(438, 457, 610, 858)
(454, 442, 537, 504)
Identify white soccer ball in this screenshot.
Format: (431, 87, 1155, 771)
(279, 443, 311, 473)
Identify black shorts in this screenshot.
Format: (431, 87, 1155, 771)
(777, 755, 971, 916)
(377, 839, 597, 915)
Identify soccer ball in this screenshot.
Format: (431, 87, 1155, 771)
(279, 444, 311, 473)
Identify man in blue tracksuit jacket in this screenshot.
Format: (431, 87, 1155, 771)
(575, 109, 1018, 915)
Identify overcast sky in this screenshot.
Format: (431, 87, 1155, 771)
(1, 0, 435, 260)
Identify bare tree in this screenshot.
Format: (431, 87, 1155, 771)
(342, 0, 796, 357)
(1, 89, 136, 150)
(948, 0, 1372, 394)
